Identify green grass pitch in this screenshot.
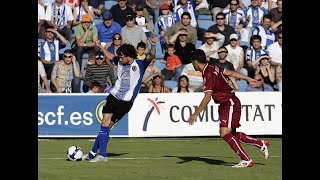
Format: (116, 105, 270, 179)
(38, 137, 282, 180)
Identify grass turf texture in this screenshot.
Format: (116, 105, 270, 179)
(39, 137, 282, 180)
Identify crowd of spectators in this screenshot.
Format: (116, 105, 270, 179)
(38, 0, 282, 93)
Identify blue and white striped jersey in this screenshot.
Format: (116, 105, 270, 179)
(110, 57, 150, 102)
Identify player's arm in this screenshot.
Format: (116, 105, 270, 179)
(223, 68, 259, 87)
(146, 37, 156, 63)
(188, 91, 212, 125)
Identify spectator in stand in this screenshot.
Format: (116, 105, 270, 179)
(74, 14, 99, 69)
(83, 51, 116, 93)
(135, 5, 153, 38)
(199, 31, 225, 59)
(39, 26, 68, 80)
(251, 54, 276, 89)
(121, 14, 148, 49)
(269, 0, 282, 39)
(208, 12, 236, 47)
(38, 1, 46, 39)
(64, 0, 80, 8)
(208, 0, 229, 21)
(167, 27, 196, 81)
(180, 63, 203, 92)
(110, 0, 135, 27)
(225, 34, 247, 75)
(82, 52, 96, 79)
(136, 41, 147, 59)
(45, 0, 74, 43)
(95, 11, 122, 48)
(208, 46, 239, 90)
(158, 3, 174, 52)
(164, 12, 198, 45)
(246, 74, 274, 91)
(172, 75, 194, 93)
(223, 0, 249, 46)
(160, 44, 182, 80)
(87, 81, 101, 93)
(148, 74, 172, 93)
(267, 30, 281, 90)
(259, 0, 277, 11)
(72, 0, 94, 26)
(175, 0, 198, 28)
(146, 0, 162, 31)
(50, 50, 81, 93)
(104, 33, 123, 76)
(244, 0, 267, 39)
(252, 14, 275, 49)
(245, 35, 268, 78)
(89, 0, 106, 17)
(38, 59, 52, 93)
(141, 60, 161, 92)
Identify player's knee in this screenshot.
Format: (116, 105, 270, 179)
(219, 128, 231, 137)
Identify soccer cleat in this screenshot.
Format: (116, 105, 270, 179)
(232, 159, 254, 168)
(260, 140, 269, 160)
(81, 153, 90, 160)
(89, 155, 109, 163)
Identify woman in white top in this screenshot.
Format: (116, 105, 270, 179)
(72, 0, 94, 26)
(172, 75, 194, 93)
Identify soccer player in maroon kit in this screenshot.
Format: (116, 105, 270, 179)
(188, 49, 270, 168)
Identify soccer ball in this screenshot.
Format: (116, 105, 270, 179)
(67, 145, 83, 161)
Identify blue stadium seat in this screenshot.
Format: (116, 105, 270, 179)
(105, 0, 118, 10)
(198, 20, 216, 31)
(155, 41, 164, 59)
(59, 41, 72, 54)
(93, 19, 103, 25)
(198, 15, 212, 20)
(196, 40, 203, 49)
(164, 80, 178, 90)
(154, 59, 166, 71)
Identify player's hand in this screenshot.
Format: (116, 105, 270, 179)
(188, 114, 197, 125)
(248, 78, 259, 88)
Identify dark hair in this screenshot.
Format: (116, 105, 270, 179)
(216, 12, 225, 19)
(90, 81, 101, 89)
(191, 49, 207, 64)
(250, 35, 262, 46)
(116, 44, 137, 59)
(63, 49, 73, 54)
(137, 41, 146, 49)
(263, 14, 272, 21)
(181, 12, 191, 19)
(218, 46, 228, 53)
(167, 44, 175, 50)
(112, 33, 122, 45)
(177, 75, 190, 92)
(229, 0, 239, 5)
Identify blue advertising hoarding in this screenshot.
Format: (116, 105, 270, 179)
(38, 94, 129, 137)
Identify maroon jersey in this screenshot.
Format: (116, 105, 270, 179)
(202, 64, 235, 104)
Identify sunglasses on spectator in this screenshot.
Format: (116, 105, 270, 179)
(82, 21, 90, 23)
(218, 51, 228, 53)
(153, 76, 161, 80)
(113, 37, 122, 40)
(216, 18, 225, 20)
(104, 19, 112, 21)
(95, 55, 104, 60)
(230, 3, 238, 6)
(126, 18, 133, 21)
(278, 36, 282, 39)
(64, 55, 72, 58)
(230, 39, 237, 41)
(256, 79, 262, 81)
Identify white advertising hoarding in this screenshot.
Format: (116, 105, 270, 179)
(128, 92, 282, 137)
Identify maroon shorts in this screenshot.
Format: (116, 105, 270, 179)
(218, 96, 241, 129)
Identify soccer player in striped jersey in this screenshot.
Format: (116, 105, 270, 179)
(188, 49, 270, 168)
(82, 37, 156, 162)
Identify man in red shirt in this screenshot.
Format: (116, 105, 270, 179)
(188, 49, 270, 168)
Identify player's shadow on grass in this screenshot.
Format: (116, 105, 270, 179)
(107, 153, 129, 157)
(164, 155, 233, 166)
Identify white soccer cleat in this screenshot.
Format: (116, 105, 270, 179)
(232, 159, 254, 168)
(81, 153, 90, 161)
(89, 155, 109, 163)
(260, 140, 269, 160)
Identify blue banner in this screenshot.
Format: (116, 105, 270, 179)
(38, 95, 129, 137)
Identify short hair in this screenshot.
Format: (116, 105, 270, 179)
(251, 35, 262, 43)
(116, 44, 137, 59)
(167, 44, 175, 50)
(191, 49, 207, 64)
(137, 41, 146, 49)
(218, 46, 228, 53)
(181, 12, 191, 19)
(90, 81, 101, 89)
(229, 0, 239, 5)
(88, 52, 95, 59)
(216, 12, 225, 19)
(263, 14, 272, 21)
(63, 49, 73, 54)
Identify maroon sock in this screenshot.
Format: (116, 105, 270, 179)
(236, 132, 263, 148)
(222, 133, 250, 161)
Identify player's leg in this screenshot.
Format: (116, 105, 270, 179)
(219, 97, 253, 168)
